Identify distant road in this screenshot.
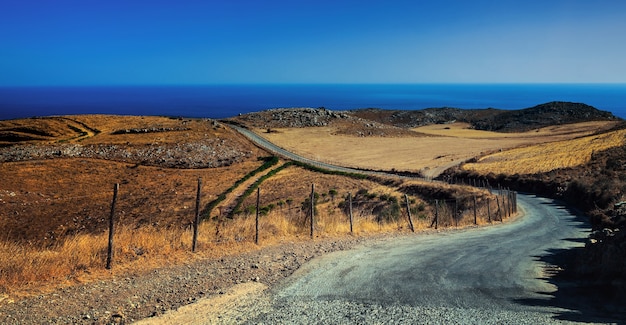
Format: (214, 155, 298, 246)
(229, 124, 423, 179)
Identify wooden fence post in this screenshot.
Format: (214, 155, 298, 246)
(503, 190, 507, 218)
(431, 199, 439, 229)
(106, 183, 119, 270)
(310, 184, 315, 239)
(509, 190, 515, 215)
(502, 188, 511, 218)
(255, 187, 260, 245)
(496, 196, 502, 221)
(454, 199, 458, 227)
(506, 189, 511, 217)
(405, 194, 415, 232)
(436, 200, 439, 229)
(192, 177, 202, 252)
(487, 198, 491, 223)
(349, 192, 353, 234)
(473, 196, 477, 225)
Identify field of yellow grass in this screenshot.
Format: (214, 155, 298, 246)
(463, 128, 626, 175)
(257, 121, 618, 177)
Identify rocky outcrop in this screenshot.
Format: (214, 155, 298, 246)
(0, 139, 252, 168)
(233, 108, 351, 128)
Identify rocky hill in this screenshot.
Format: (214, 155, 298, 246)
(471, 102, 618, 132)
(351, 102, 619, 132)
(227, 107, 422, 137)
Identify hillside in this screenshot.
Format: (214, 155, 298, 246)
(471, 102, 618, 132)
(349, 101, 618, 132)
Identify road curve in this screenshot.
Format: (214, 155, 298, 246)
(223, 125, 603, 323)
(229, 194, 592, 324)
(229, 124, 414, 178)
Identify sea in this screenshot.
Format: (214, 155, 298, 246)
(1, 84, 625, 121)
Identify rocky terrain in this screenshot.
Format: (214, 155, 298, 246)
(1, 106, 625, 323)
(471, 102, 618, 132)
(233, 107, 352, 128)
(0, 139, 252, 169)
(228, 107, 421, 137)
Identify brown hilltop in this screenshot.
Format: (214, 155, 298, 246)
(350, 101, 619, 132)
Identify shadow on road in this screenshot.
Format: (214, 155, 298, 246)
(517, 244, 626, 324)
(516, 199, 626, 324)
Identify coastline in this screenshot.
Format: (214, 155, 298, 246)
(2, 84, 625, 121)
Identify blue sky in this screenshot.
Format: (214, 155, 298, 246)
(1, 0, 625, 85)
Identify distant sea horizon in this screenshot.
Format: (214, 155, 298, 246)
(1, 84, 625, 121)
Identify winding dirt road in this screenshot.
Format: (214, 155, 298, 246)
(243, 194, 592, 323)
(142, 194, 615, 323)
(134, 126, 619, 324)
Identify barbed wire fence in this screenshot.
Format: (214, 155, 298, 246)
(1, 174, 517, 269)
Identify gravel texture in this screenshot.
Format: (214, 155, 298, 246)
(0, 236, 370, 324)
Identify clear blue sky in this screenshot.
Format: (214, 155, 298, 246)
(1, 0, 625, 86)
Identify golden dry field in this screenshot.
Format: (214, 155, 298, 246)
(255, 121, 619, 178)
(462, 128, 626, 175)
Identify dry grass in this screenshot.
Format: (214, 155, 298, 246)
(413, 121, 617, 139)
(0, 205, 413, 297)
(0, 158, 266, 246)
(463, 129, 626, 175)
(3, 157, 508, 297)
(256, 121, 617, 177)
(0, 162, 511, 298)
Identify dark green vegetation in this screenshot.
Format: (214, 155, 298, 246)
(231, 161, 293, 215)
(204, 156, 279, 219)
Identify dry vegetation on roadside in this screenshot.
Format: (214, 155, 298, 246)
(0, 161, 503, 299)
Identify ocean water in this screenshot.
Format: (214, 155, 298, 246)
(0, 84, 625, 120)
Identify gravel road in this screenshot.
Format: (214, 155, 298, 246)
(251, 194, 591, 324)
(152, 194, 619, 324)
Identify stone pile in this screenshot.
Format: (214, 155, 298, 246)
(0, 138, 252, 168)
(237, 108, 350, 128)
